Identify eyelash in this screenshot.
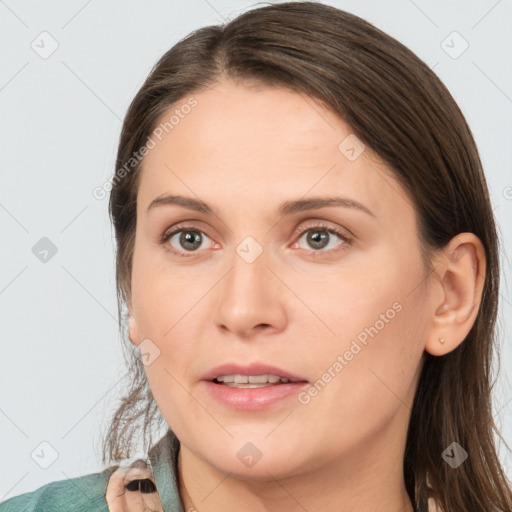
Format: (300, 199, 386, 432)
(159, 221, 353, 258)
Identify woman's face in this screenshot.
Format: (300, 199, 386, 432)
(129, 80, 435, 479)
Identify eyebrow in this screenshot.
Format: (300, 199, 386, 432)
(147, 194, 375, 217)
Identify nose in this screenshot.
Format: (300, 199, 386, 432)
(213, 246, 287, 341)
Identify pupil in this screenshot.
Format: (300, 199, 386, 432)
(308, 230, 328, 249)
(181, 231, 201, 250)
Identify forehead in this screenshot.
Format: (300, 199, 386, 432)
(137, 81, 413, 222)
(147, 81, 355, 167)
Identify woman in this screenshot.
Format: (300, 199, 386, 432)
(1, 2, 511, 511)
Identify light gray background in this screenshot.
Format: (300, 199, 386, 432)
(1, 0, 511, 501)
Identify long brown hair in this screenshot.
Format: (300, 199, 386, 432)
(104, 2, 512, 510)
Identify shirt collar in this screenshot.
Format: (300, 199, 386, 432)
(149, 429, 184, 512)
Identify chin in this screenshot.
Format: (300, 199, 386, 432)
(188, 430, 310, 479)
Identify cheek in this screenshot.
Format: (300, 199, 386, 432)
(131, 244, 210, 338)
(297, 254, 413, 350)
(298, 248, 427, 398)
(130, 249, 209, 410)
(143, 363, 208, 441)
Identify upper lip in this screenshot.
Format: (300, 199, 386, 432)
(202, 363, 309, 383)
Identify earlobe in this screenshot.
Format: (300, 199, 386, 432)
(425, 233, 486, 357)
(128, 315, 140, 346)
(128, 302, 140, 346)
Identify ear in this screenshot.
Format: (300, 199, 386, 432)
(127, 301, 141, 347)
(425, 233, 486, 356)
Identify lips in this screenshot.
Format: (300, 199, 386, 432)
(201, 363, 309, 410)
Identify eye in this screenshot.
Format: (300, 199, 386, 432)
(294, 222, 352, 252)
(160, 226, 216, 257)
(159, 221, 353, 258)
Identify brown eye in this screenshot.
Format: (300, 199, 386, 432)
(160, 226, 215, 257)
(304, 230, 330, 250)
(296, 225, 351, 252)
(176, 230, 203, 251)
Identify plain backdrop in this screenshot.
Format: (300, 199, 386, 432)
(1, 0, 511, 500)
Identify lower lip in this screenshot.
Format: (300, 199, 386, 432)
(202, 380, 309, 410)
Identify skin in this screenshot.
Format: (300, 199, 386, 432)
(127, 80, 486, 512)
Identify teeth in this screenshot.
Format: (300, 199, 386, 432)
(248, 375, 267, 383)
(215, 374, 291, 385)
(224, 383, 275, 388)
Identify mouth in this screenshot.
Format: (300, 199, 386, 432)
(212, 374, 303, 388)
(201, 363, 309, 410)
(202, 363, 308, 386)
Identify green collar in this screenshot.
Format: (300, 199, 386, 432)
(148, 429, 184, 512)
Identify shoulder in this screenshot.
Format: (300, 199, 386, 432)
(0, 431, 178, 512)
(0, 466, 117, 512)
